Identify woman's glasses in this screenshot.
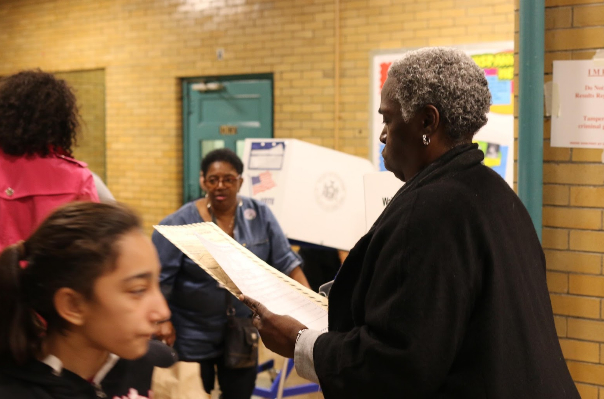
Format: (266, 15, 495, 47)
(205, 175, 240, 188)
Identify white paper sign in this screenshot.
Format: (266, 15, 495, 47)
(552, 60, 604, 149)
(363, 171, 404, 232)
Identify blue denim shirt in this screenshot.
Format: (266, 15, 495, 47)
(151, 196, 301, 361)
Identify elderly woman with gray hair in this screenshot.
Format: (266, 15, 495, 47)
(242, 47, 579, 398)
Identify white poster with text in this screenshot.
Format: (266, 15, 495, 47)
(552, 60, 604, 149)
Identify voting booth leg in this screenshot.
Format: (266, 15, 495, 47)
(253, 358, 321, 398)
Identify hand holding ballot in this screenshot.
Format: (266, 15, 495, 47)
(240, 295, 306, 359)
(153, 222, 328, 332)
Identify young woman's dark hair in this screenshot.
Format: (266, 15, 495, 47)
(201, 148, 244, 176)
(0, 202, 141, 365)
(0, 70, 80, 157)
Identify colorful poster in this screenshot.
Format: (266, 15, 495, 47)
(552, 60, 604, 149)
(370, 43, 515, 187)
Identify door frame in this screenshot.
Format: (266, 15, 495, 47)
(181, 73, 274, 204)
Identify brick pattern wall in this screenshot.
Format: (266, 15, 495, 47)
(54, 69, 107, 181)
(517, 1, 604, 397)
(0, 0, 514, 231)
(2, 0, 600, 394)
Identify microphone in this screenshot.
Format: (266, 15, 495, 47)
(142, 339, 178, 368)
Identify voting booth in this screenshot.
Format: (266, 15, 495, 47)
(240, 139, 375, 250)
(363, 171, 404, 232)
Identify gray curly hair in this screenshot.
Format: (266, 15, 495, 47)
(388, 47, 492, 142)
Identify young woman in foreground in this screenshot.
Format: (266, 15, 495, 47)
(0, 202, 171, 399)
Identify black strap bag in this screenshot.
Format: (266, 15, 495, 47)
(223, 291, 259, 369)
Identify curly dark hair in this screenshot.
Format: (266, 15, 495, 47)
(0, 70, 80, 157)
(201, 148, 244, 176)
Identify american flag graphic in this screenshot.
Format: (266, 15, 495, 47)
(251, 171, 276, 195)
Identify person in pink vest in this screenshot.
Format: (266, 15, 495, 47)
(0, 70, 99, 251)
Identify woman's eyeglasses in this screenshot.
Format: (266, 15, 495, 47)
(205, 175, 240, 188)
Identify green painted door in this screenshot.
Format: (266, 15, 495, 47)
(183, 76, 273, 203)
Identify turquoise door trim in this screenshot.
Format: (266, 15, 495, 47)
(182, 74, 273, 204)
(518, 0, 544, 241)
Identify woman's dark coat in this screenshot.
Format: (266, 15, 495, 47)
(314, 144, 579, 398)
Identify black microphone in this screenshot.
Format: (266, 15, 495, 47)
(142, 339, 178, 368)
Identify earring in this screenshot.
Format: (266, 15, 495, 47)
(422, 134, 430, 146)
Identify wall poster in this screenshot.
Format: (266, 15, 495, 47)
(552, 60, 604, 149)
(370, 42, 515, 187)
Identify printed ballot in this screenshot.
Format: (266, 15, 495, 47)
(154, 222, 328, 332)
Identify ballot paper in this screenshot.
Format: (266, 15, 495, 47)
(154, 222, 328, 332)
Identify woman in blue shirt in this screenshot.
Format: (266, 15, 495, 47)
(152, 148, 309, 399)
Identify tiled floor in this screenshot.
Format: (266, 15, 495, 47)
(252, 345, 324, 399)
(209, 342, 324, 399)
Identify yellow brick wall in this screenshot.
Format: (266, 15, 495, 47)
(0, 0, 514, 231)
(516, 0, 604, 396)
(9, 0, 600, 394)
(54, 69, 107, 181)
